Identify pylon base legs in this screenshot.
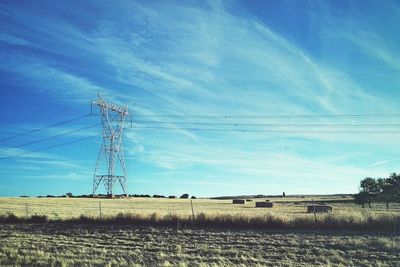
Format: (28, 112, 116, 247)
(93, 175, 127, 195)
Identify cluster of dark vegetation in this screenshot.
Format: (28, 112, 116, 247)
(151, 193, 193, 199)
(1, 212, 399, 232)
(0, 214, 48, 223)
(34, 193, 198, 199)
(130, 194, 151, 198)
(354, 173, 400, 209)
(37, 194, 116, 198)
(212, 194, 270, 200)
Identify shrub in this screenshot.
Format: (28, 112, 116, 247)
(30, 215, 48, 223)
(7, 213, 21, 223)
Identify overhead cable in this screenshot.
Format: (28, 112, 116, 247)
(0, 136, 96, 160)
(131, 125, 400, 134)
(0, 114, 91, 143)
(12, 124, 100, 148)
(133, 113, 400, 119)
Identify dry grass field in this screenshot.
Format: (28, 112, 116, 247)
(1, 196, 399, 230)
(1, 196, 400, 266)
(1, 224, 399, 266)
(0, 195, 398, 219)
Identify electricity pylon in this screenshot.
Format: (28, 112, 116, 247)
(92, 92, 130, 197)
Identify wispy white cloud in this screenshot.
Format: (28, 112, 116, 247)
(369, 159, 400, 167)
(0, 147, 60, 160)
(17, 172, 90, 181)
(15, 158, 81, 169)
(0, 32, 29, 46)
(0, 57, 109, 103)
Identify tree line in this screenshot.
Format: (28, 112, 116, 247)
(354, 173, 400, 209)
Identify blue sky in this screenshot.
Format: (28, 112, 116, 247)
(1, 0, 400, 197)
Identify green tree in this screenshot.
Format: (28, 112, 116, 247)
(359, 177, 379, 208)
(388, 173, 400, 204)
(377, 178, 393, 210)
(180, 193, 189, 199)
(354, 191, 368, 208)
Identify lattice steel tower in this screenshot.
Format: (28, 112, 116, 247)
(92, 93, 130, 196)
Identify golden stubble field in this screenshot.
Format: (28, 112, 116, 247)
(1, 196, 400, 266)
(0, 195, 398, 221)
(1, 224, 399, 266)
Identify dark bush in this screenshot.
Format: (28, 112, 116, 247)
(180, 194, 189, 199)
(4, 213, 22, 223)
(30, 215, 48, 223)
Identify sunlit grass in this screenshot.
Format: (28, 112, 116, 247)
(0, 196, 399, 231)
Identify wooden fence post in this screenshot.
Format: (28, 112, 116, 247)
(312, 199, 317, 229)
(191, 199, 195, 223)
(99, 202, 102, 220)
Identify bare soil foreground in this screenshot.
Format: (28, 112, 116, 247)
(1, 224, 399, 266)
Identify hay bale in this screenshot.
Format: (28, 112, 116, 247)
(232, 199, 245, 204)
(307, 205, 333, 213)
(246, 199, 253, 202)
(255, 201, 273, 208)
(265, 199, 270, 202)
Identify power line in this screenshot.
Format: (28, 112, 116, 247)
(131, 125, 400, 134)
(13, 123, 100, 149)
(0, 114, 91, 143)
(0, 136, 96, 160)
(3, 112, 400, 144)
(133, 113, 400, 119)
(133, 121, 400, 127)
(3, 111, 400, 161)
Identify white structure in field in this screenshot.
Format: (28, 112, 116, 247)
(92, 93, 130, 196)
